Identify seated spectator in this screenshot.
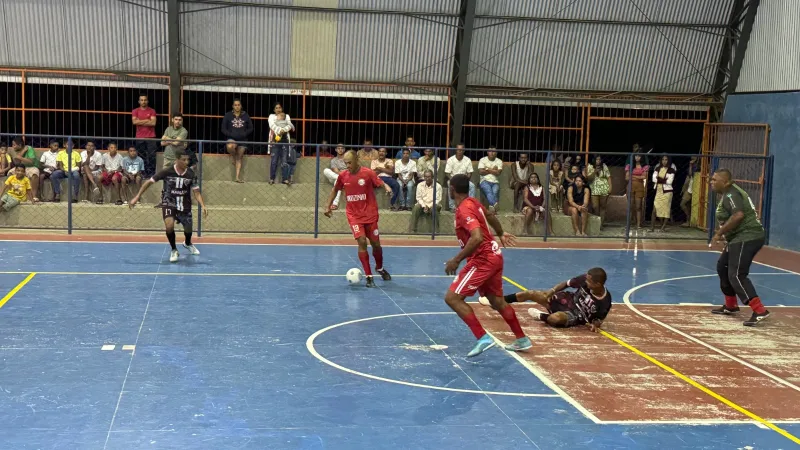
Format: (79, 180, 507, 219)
(223, 99, 253, 182)
(10, 137, 41, 202)
(408, 170, 442, 233)
(567, 175, 591, 236)
(53, 142, 82, 203)
(122, 146, 145, 200)
(80, 141, 104, 203)
(395, 149, 417, 210)
(316, 140, 333, 158)
(549, 160, 564, 212)
(563, 164, 580, 201)
(509, 152, 531, 212)
(586, 155, 612, 227)
(444, 144, 475, 210)
(522, 173, 553, 236)
(357, 139, 378, 160)
(370, 148, 400, 210)
(478, 147, 503, 212)
(1, 165, 36, 211)
(102, 143, 125, 205)
(39, 141, 60, 201)
(0, 143, 11, 175)
(323, 144, 346, 210)
(416, 148, 440, 182)
(394, 136, 421, 159)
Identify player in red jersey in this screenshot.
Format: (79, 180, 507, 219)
(444, 174, 532, 357)
(324, 150, 393, 288)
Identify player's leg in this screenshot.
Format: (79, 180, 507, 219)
(162, 209, 179, 262)
(712, 245, 739, 314)
(543, 311, 570, 327)
(350, 224, 375, 286)
(366, 223, 390, 281)
(483, 271, 531, 351)
(727, 239, 769, 326)
(502, 289, 551, 307)
(445, 287, 495, 357)
(179, 213, 200, 255)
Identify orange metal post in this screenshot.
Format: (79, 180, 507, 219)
(21, 70, 26, 135)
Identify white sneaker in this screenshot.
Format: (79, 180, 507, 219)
(528, 308, 547, 321)
(183, 243, 200, 255)
(169, 250, 179, 262)
(478, 296, 491, 306)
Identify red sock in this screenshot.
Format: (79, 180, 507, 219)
(749, 297, 767, 314)
(725, 295, 738, 309)
(500, 306, 526, 339)
(461, 312, 486, 339)
(372, 247, 383, 271)
(358, 251, 373, 276)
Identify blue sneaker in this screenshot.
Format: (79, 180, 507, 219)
(504, 337, 532, 352)
(467, 334, 496, 357)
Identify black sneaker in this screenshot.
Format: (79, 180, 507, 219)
(711, 305, 740, 315)
(365, 276, 376, 288)
(376, 268, 391, 281)
(743, 310, 770, 327)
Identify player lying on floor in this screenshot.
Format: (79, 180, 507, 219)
(481, 268, 610, 332)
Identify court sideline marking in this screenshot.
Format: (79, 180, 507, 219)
(0, 272, 37, 309)
(502, 275, 800, 445)
(0, 271, 452, 278)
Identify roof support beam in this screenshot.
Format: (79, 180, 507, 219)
(450, 0, 476, 147)
(712, 0, 760, 118)
(473, 16, 728, 30)
(168, 0, 181, 116)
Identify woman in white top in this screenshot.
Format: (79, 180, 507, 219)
(651, 155, 675, 232)
(268, 102, 295, 184)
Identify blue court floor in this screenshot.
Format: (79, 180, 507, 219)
(0, 241, 799, 449)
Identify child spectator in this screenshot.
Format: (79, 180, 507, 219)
(1, 165, 36, 211)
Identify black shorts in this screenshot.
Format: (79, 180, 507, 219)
(547, 292, 584, 327)
(162, 206, 193, 229)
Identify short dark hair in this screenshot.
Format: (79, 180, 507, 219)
(173, 113, 183, 119)
(174, 149, 187, 160)
(716, 168, 732, 181)
(449, 174, 471, 194)
(12, 137, 23, 147)
(588, 267, 607, 284)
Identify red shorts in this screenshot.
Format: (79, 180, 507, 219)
(349, 222, 380, 240)
(101, 171, 122, 186)
(449, 257, 503, 298)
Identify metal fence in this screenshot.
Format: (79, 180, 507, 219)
(0, 133, 773, 244)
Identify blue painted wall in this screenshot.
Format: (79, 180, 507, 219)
(724, 92, 800, 251)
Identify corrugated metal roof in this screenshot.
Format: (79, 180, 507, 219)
(468, 19, 723, 93)
(338, 0, 460, 15)
(476, 0, 735, 25)
(0, 0, 167, 72)
(736, 0, 800, 92)
(334, 13, 458, 85)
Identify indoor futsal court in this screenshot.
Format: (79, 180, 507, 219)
(1, 239, 799, 450)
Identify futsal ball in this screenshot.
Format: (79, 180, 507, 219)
(346, 268, 363, 284)
(275, 135, 282, 142)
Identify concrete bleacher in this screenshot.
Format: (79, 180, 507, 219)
(0, 150, 605, 235)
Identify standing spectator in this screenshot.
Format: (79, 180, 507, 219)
(323, 144, 347, 210)
(80, 141, 104, 203)
(268, 105, 295, 184)
(478, 147, 503, 212)
(52, 142, 82, 203)
(357, 139, 378, 160)
(395, 136, 421, 159)
(416, 148, 440, 182)
(162, 113, 188, 171)
(1, 165, 36, 211)
(651, 156, 675, 232)
(122, 146, 145, 200)
(625, 153, 649, 229)
(509, 153, 531, 212)
(222, 99, 254, 183)
(10, 137, 40, 201)
(371, 148, 400, 210)
(0, 143, 11, 175)
(408, 170, 442, 233)
(549, 160, 564, 212)
(39, 141, 60, 201)
(680, 156, 697, 227)
(587, 155, 612, 227)
(395, 148, 417, 210)
(102, 143, 125, 205)
(567, 175, 591, 236)
(522, 173, 553, 236)
(132, 94, 158, 173)
(444, 144, 474, 210)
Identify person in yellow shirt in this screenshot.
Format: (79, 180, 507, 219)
(52, 145, 82, 202)
(1, 165, 36, 211)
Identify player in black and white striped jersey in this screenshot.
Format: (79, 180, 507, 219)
(129, 149, 209, 262)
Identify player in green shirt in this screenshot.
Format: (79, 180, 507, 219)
(710, 169, 769, 326)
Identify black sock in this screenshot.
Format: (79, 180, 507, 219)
(504, 293, 517, 304)
(184, 231, 192, 246)
(166, 230, 177, 250)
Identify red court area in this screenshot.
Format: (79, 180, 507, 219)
(476, 305, 800, 423)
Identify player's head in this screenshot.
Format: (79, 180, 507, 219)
(13, 164, 25, 179)
(586, 267, 607, 291)
(449, 174, 470, 200)
(174, 149, 190, 170)
(711, 169, 733, 193)
(343, 150, 360, 173)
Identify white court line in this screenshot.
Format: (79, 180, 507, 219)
(622, 273, 800, 395)
(305, 312, 560, 398)
(0, 271, 452, 278)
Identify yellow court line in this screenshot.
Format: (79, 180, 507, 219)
(0, 272, 37, 310)
(0, 271, 451, 278)
(501, 275, 800, 445)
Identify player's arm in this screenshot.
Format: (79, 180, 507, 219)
(715, 191, 746, 239)
(446, 227, 483, 275)
(485, 209, 517, 248)
(193, 187, 209, 218)
(130, 170, 165, 207)
(588, 301, 611, 332)
(370, 169, 392, 195)
(324, 175, 344, 216)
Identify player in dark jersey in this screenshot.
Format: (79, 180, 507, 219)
(324, 150, 393, 288)
(710, 169, 769, 326)
(498, 268, 611, 331)
(129, 149, 208, 263)
(444, 174, 531, 357)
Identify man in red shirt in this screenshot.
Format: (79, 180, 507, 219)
(132, 94, 158, 173)
(445, 174, 531, 357)
(324, 150, 393, 288)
